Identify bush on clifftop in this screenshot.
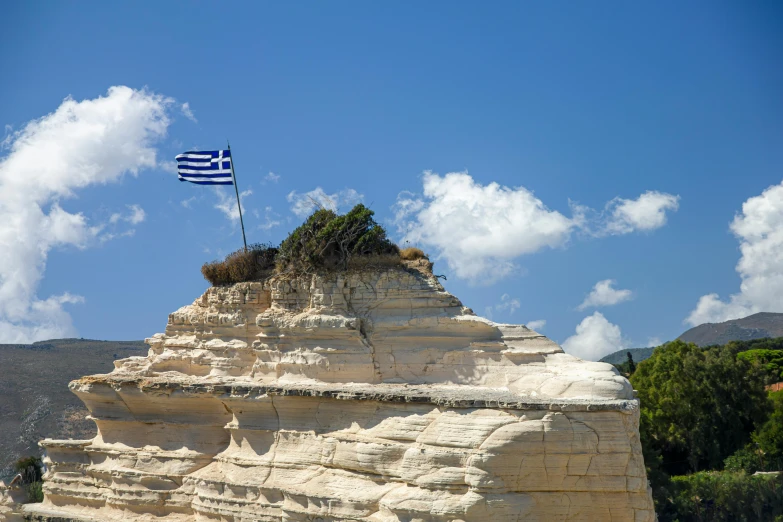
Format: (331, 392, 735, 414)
(200, 205, 406, 285)
(201, 243, 278, 286)
(275, 204, 399, 272)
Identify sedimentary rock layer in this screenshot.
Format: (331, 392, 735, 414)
(22, 265, 655, 521)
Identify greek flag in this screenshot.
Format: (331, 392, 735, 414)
(175, 150, 233, 185)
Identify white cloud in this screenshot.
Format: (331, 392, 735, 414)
(395, 171, 578, 284)
(181, 196, 197, 208)
(0, 293, 85, 344)
(602, 191, 680, 235)
(562, 312, 626, 361)
(259, 206, 282, 231)
(526, 319, 546, 331)
(577, 279, 633, 310)
(686, 181, 783, 325)
(484, 293, 521, 321)
(109, 204, 145, 225)
(98, 228, 136, 244)
(496, 294, 520, 314)
(395, 172, 679, 285)
(647, 337, 662, 347)
(287, 187, 363, 218)
(0, 86, 172, 342)
(215, 188, 251, 222)
(1, 124, 12, 150)
(159, 160, 178, 175)
(264, 171, 280, 183)
(180, 102, 197, 123)
(126, 204, 145, 224)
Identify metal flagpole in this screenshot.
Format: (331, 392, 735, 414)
(227, 140, 248, 251)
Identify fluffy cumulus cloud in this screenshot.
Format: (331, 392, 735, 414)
(0, 86, 172, 342)
(395, 171, 679, 284)
(395, 172, 578, 283)
(287, 187, 363, 218)
(601, 191, 680, 235)
(577, 279, 633, 310)
(561, 312, 626, 361)
(526, 319, 546, 331)
(687, 181, 783, 325)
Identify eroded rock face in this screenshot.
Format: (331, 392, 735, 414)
(0, 480, 26, 522)
(22, 266, 655, 521)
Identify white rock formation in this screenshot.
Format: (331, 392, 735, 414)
(0, 480, 25, 522)
(22, 264, 655, 521)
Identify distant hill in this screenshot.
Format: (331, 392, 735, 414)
(677, 312, 783, 347)
(0, 338, 147, 480)
(600, 347, 656, 365)
(599, 312, 783, 366)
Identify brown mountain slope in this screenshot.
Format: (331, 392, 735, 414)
(677, 312, 783, 347)
(0, 339, 147, 480)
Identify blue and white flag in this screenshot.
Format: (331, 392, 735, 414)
(175, 150, 233, 185)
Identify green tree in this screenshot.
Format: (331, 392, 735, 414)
(276, 204, 398, 271)
(13, 456, 43, 503)
(737, 349, 783, 381)
(631, 340, 770, 476)
(725, 390, 783, 473)
(754, 391, 783, 465)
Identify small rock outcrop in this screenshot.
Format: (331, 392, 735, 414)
(0, 480, 25, 522)
(22, 265, 655, 521)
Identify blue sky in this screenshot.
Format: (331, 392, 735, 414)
(1, 1, 781, 359)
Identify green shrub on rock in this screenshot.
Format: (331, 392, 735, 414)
(276, 204, 399, 272)
(13, 456, 43, 503)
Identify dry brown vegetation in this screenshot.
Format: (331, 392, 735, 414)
(400, 247, 426, 261)
(201, 244, 278, 286)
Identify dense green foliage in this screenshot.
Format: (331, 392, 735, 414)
(631, 338, 783, 520)
(737, 349, 783, 380)
(725, 391, 783, 474)
(724, 337, 783, 354)
(666, 471, 783, 522)
(14, 456, 43, 503)
(201, 243, 278, 286)
(276, 204, 399, 272)
(632, 340, 770, 476)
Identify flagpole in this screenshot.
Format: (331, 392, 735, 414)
(227, 140, 248, 251)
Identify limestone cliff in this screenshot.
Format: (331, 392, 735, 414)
(22, 265, 655, 521)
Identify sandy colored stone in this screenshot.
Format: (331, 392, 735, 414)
(20, 266, 655, 521)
